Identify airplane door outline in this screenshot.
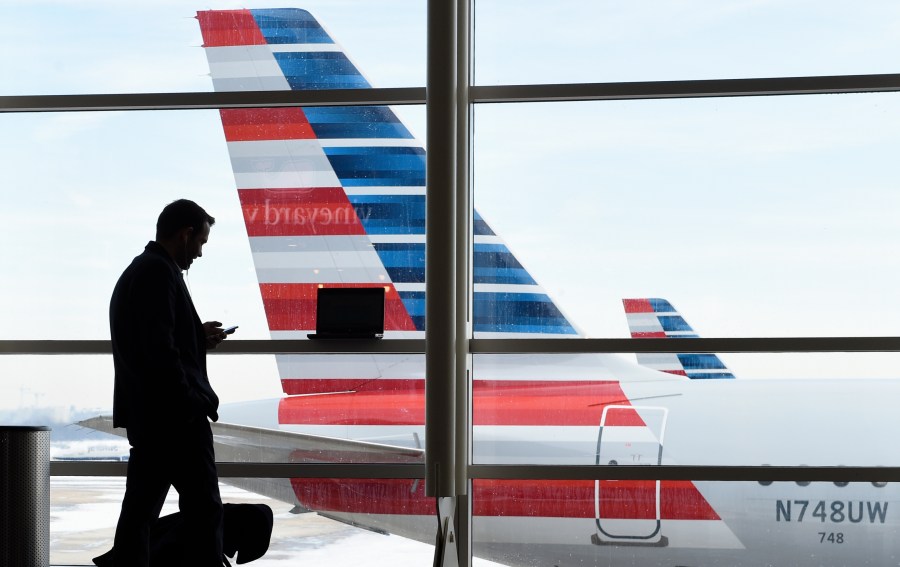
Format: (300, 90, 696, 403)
(594, 405, 668, 545)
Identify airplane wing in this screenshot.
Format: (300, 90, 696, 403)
(623, 298, 735, 379)
(77, 416, 422, 465)
(77, 415, 424, 519)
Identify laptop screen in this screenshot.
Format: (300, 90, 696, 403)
(314, 287, 385, 337)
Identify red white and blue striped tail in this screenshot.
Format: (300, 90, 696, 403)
(196, 9, 579, 397)
(623, 298, 735, 379)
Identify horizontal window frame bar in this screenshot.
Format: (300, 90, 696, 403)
(469, 464, 900, 483)
(471, 73, 900, 103)
(48, 461, 900, 483)
(2, 337, 898, 356)
(470, 337, 900, 354)
(3, 73, 899, 113)
(0, 339, 426, 355)
(0, 88, 426, 113)
(51, 461, 426, 479)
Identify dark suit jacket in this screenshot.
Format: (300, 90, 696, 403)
(110, 241, 219, 443)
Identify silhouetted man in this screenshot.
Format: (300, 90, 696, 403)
(108, 199, 227, 567)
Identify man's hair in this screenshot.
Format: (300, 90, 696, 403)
(155, 199, 215, 240)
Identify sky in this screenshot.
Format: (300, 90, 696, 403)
(1, 0, 900, 414)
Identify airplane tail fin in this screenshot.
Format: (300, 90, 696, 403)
(622, 298, 735, 379)
(197, 9, 579, 397)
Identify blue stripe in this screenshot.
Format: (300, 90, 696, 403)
(373, 243, 425, 283)
(658, 315, 693, 333)
(397, 291, 576, 334)
(349, 195, 424, 235)
(473, 243, 536, 285)
(324, 147, 426, 187)
(474, 293, 577, 335)
(649, 298, 676, 313)
(472, 236, 534, 280)
(677, 354, 728, 370)
(303, 107, 414, 139)
(251, 9, 335, 44)
(398, 291, 425, 331)
(275, 52, 371, 90)
(474, 211, 496, 236)
(686, 372, 736, 380)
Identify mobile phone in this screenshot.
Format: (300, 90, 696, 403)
(223, 325, 238, 335)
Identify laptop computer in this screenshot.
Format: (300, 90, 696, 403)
(307, 287, 385, 339)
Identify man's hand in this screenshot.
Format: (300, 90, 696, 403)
(203, 321, 227, 349)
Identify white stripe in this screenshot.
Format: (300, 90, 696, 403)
(204, 45, 281, 64)
(626, 313, 664, 333)
(367, 234, 425, 244)
(206, 59, 284, 80)
(474, 235, 506, 245)
(635, 354, 681, 366)
(393, 283, 425, 293)
(343, 187, 425, 196)
(252, 250, 384, 270)
(204, 45, 291, 91)
(256, 267, 390, 284)
(474, 284, 547, 295)
(250, 235, 375, 253)
(253, 250, 390, 285)
(319, 138, 423, 148)
(276, 354, 425, 379)
(268, 43, 343, 53)
(227, 139, 340, 188)
(227, 139, 325, 158)
(233, 170, 341, 190)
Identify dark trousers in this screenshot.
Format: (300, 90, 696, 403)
(113, 419, 223, 567)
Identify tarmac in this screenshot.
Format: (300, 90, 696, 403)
(49, 477, 434, 566)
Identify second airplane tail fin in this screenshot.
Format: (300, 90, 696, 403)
(623, 298, 735, 379)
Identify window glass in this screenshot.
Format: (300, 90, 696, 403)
(471, 479, 898, 566)
(0, 354, 425, 465)
(472, 94, 900, 339)
(0, 106, 425, 340)
(474, 0, 900, 84)
(51, 477, 435, 566)
(0, 1, 424, 96)
(472, 353, 900, 466)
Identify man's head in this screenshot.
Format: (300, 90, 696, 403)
(155, 199, 215, 270)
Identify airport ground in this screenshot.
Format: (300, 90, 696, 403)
(50, 477, 436, 566)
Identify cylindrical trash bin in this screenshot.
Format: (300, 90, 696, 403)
(0, 426, 50, 567)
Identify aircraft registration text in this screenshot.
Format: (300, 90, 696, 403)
(775, 500, 888, 524)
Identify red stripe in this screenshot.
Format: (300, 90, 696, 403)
(277, 380, 643, 426)
(289, 478, 719, 520)
(261, 283, 417, 332)
(279, 392, 424, 426)
(474, 380, 642, 426)
(282, 378, 425, 396)
(630, 331, 667, 338)
(622, 298, 654, 313)
(239, 188, 366, 237)
(197, 10, 266, 47)
(220, 108, 316, 142)
(664, 369, 688, 377)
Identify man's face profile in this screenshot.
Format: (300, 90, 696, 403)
(178, 221, 211, 270)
